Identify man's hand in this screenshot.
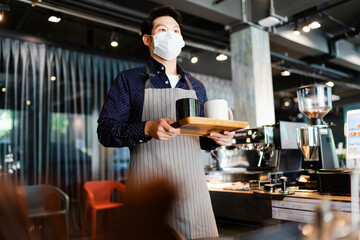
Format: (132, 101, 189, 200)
(145, 118, 181, 140)
(208, 131, 235, 146)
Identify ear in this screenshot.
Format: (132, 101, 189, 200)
(142, 34, 151, 47)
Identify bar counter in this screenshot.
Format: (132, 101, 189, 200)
(209, 188, 352, 225)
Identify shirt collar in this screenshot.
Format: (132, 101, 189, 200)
(147, 57, 188, 79)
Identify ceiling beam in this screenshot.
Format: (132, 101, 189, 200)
(151, 0, 244, 25)
(273, 24, 360, 72)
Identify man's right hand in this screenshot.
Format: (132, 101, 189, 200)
(144, 118, 181, 140)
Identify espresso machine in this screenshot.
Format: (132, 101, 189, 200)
(207, 121, 305, 183)
(296, 84, 339, 171)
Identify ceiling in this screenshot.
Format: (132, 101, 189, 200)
(1, 0, 360, 107)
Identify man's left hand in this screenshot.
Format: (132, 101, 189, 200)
(208, 131, 235, 146)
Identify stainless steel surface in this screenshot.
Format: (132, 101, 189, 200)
(296, 84, 332, 120)
(221, 122, 303, 172)
(232, 126, 278, 170)
(297, 126, 319, 161)
(211, 144, 278, 170)
(206, 170, 270, 183)
(234, 126, 275, 144)
(279, 121, 307, 149)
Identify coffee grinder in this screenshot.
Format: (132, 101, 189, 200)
(296, 84, 339, 173)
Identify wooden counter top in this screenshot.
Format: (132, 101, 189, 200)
(210, 188, 352, 201)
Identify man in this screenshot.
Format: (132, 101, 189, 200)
(97, 6, 235, 239)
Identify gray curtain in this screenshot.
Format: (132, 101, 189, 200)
(0, 36, 138, 198)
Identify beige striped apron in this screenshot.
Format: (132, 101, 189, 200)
(126, 66, 218, 239)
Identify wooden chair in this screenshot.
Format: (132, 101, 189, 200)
(81, 180, 125, 240)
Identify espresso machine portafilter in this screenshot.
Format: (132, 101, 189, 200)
(296, 85, 339, 170)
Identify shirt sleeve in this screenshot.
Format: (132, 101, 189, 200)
(97, 72, 151, 148)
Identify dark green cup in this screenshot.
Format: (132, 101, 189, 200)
(176, 98, 199, 121)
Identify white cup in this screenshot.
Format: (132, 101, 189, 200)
(204, 99, 233, 120)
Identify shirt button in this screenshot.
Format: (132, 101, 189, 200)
(165, 81, 169, 84)
(161, 66, 164, 70)
(157, 71, 160, 74)
(139, 140, 143, 143)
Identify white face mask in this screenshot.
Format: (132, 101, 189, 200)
(151, 31, 185, 60)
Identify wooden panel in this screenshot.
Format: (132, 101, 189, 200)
(173, 117, 248, 136)
(272, 192, 354, 223)
(209, 190, 280, 225)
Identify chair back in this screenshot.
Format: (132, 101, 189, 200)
(84, 181, 125, 205)
(22, 185, 69, 212)
(22, 185, 44, 209)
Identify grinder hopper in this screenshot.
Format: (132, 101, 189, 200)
(296, 85, 332, 161)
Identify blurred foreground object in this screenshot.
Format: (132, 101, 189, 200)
(119, 179, 184, 240)
(0, 180, 33, 240)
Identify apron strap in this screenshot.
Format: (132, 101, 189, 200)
(144, 65, 155, 89)
(184, 74, 194, 91)
(145, 64, 194, 90)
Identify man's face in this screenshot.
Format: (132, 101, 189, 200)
(143, 16, 181, 51)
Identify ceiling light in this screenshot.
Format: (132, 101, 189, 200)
(50, 76, 56, 81)
(258, 16, 280, 27)
(326, 81, 334, 87)
(293, 22, 300, 35)
(110, 32, 119, 47)
(191, 56, 198, 64)
(309, 21, 321, 29)
(111, 41, 118, 47)
(216, 53, 228, 61)
(48, 15, 61, 23)
(281, 70, 291, 76)
(1, 87, 6, 92)
(0, 11, 4, 22)
(302, 25, 310, 33)
(26, 100, 31, 106)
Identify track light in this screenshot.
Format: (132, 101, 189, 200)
(216, 53, 228, 61)
(281, 70, 291, 76)
(309, 21, 321, 29)
(293, 21, 300, 35)
(293, 28, 300, 36)
(110, 32, 119, 47)
(48, 12, 61, 23)
(111, 41, 118, 47)
(0, 4, 10, 22)
(190, 56, 198, 64)
(302, 25, 310, 33)
(326, 81, 334, 87)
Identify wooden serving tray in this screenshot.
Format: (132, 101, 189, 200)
(171, 117, 248, 136)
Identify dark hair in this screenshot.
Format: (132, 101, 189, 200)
(141, 6, 183, 36)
